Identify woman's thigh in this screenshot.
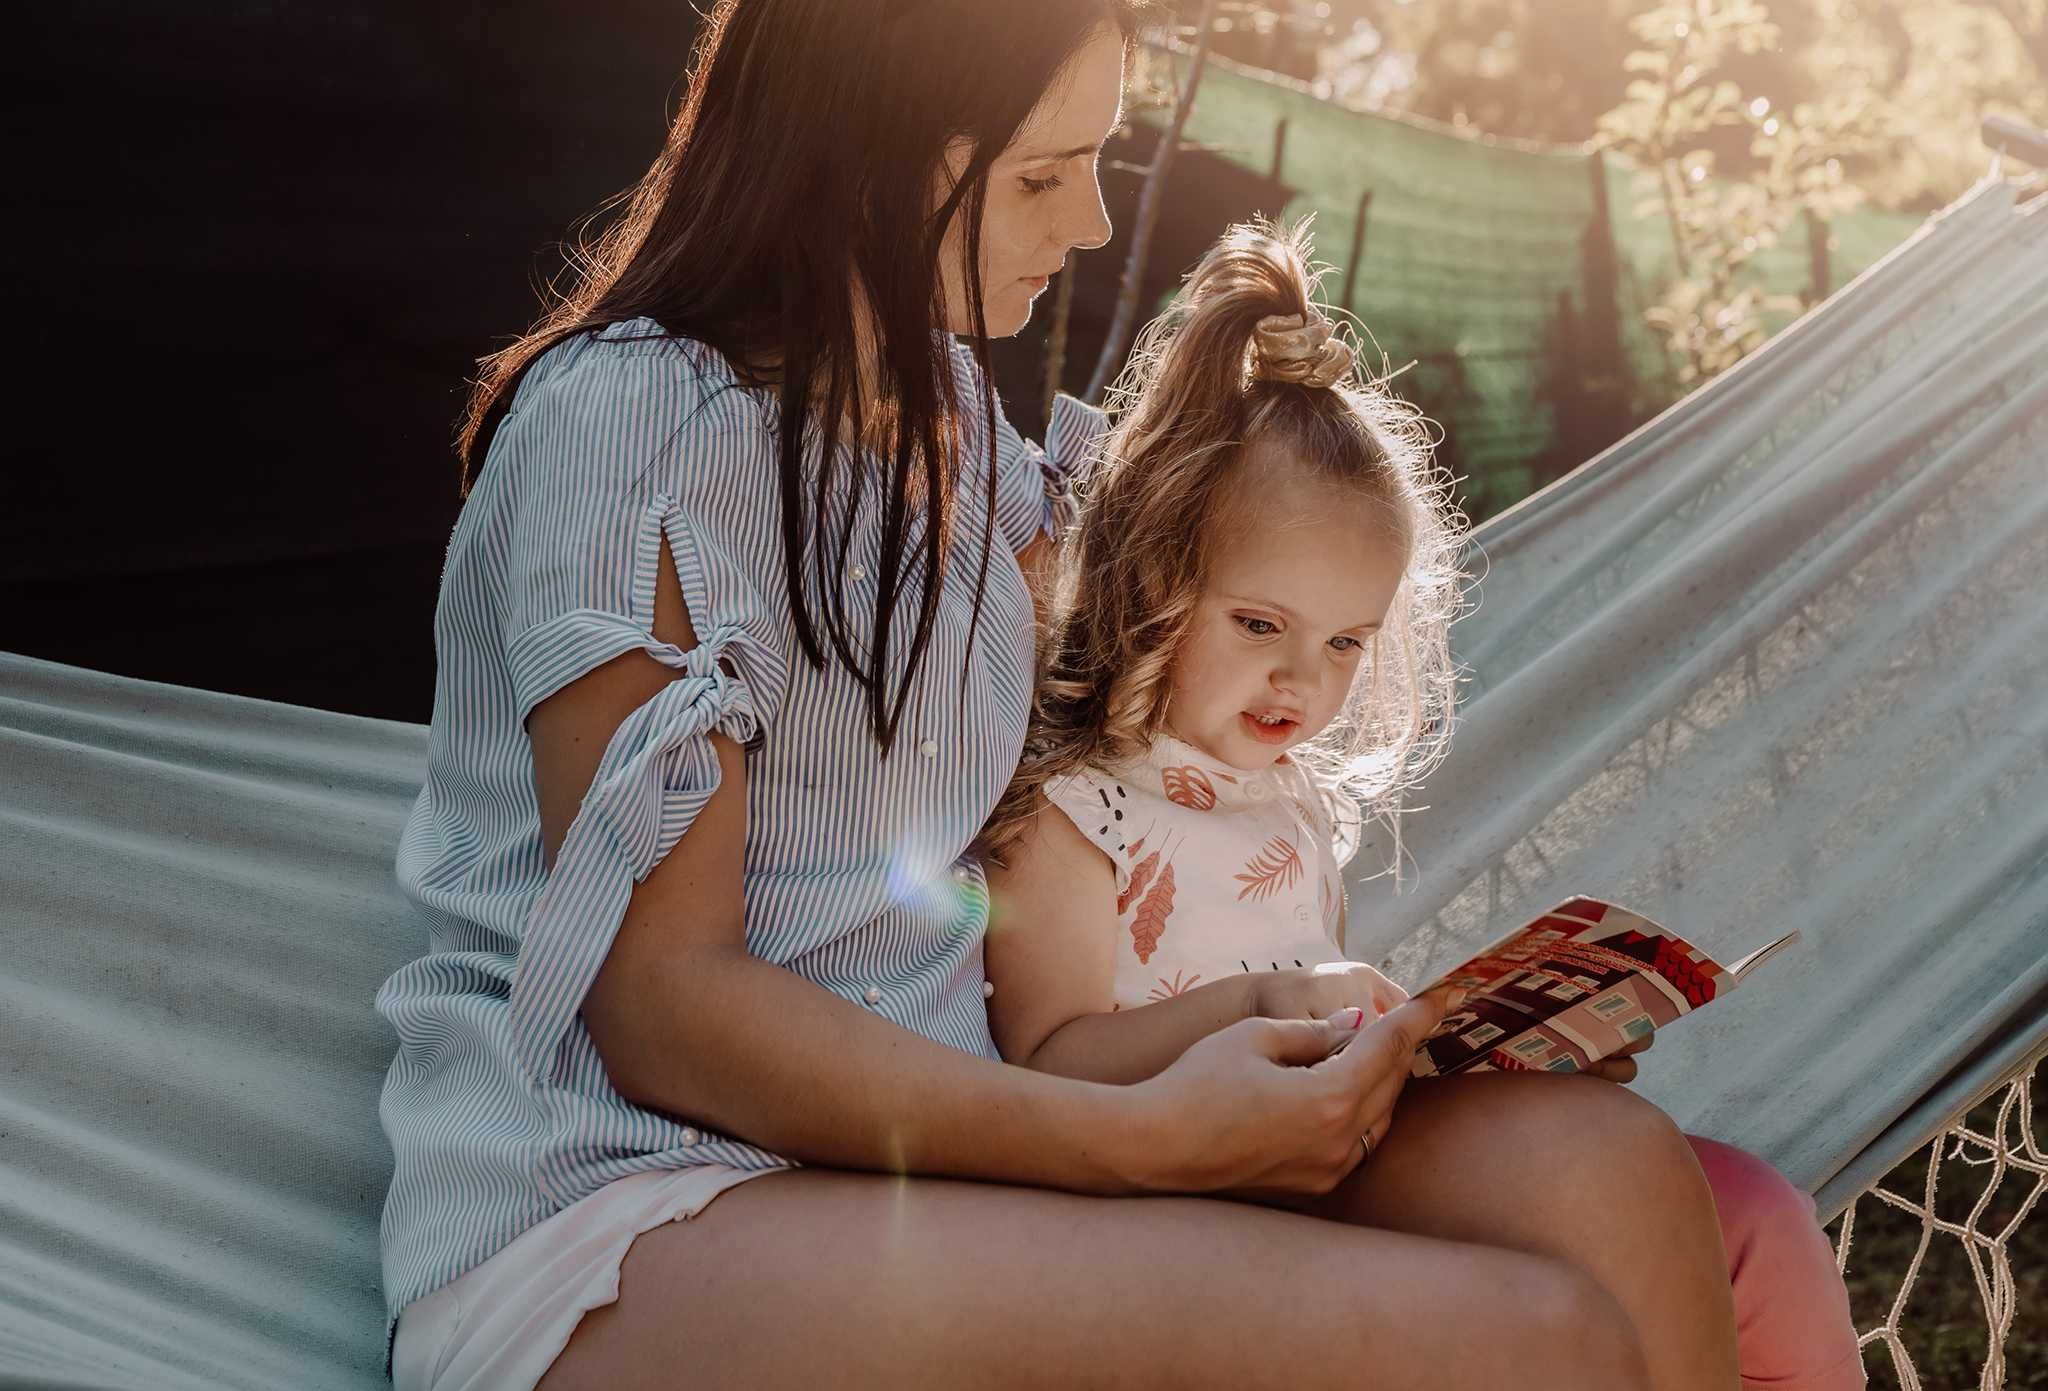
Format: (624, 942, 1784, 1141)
(537, 1166, 1648, 1391)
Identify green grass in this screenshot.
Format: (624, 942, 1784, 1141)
(1827, 1056, 2047, 1390)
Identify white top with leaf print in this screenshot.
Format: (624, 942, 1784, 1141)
(1043, 733, 1351, 1010)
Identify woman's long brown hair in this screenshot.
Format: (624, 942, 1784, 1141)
(458, 0, 1145, 754)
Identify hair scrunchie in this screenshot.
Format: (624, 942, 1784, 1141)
(1251, 312, 1354, 389)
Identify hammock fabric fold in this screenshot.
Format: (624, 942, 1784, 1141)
(2, 178, 2042, 1389)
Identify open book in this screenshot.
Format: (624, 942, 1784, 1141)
(1409, 897, 1797, 1078)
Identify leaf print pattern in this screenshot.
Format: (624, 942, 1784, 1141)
(1287, 791, 1322, 838)
(1118, 849, 1160, 917)
(1130, 863, 1177, 964)
(1147, 969, 1202, 1002)
(1161, 765, 1216, 812)
(1047, 735, 1354, 1017)
(1234, 833, 1303, 901)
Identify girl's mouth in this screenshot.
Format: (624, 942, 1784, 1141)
(1239, 711, 1299, 745)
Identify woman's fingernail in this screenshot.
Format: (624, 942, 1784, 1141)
(1446, 988, 1469, 1011)
(1335, 1006, 1365, 1030)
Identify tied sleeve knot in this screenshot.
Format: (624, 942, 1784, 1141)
(508, 621, 773, 1084)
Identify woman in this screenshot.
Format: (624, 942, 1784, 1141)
(378, 3, 1859, 1388)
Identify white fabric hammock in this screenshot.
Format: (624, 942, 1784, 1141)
(1, 176, 2041, 1390)
(1349, 174, 2048, 1221)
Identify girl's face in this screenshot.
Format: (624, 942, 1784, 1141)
(937, 24, 1123, 338)
(1166, 471, 1409, 771)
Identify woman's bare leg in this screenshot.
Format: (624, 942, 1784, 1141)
(538, 1166, 1650, 1390)
(1303, 1071, 1741, 1391)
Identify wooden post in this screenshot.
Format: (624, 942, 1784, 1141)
(1082, 0, 1220, 404)
(1042, 257, 1076, 422)
(1581, 148, 1622, 361)
(1340, 189, 1373, 312)
(1806, 210, 1832, 306)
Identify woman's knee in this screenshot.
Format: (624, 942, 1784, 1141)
(1569, 1081, 1718, 1202)
(1311, 1239, 1649, 1389)
(1372, 1074, 1715, 1231)
(1511, 1252, 1655, 1391)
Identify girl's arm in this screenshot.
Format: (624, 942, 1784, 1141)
(983, 799, 1264, 1085)
(1017, 536, 1058, 628)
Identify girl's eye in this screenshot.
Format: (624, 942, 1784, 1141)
(1329, 635, 1363, 654)
(1235, 616, 1278, 637)
(1020, 173, 1064, 195)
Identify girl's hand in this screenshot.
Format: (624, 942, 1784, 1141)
(1253, 965, 1652, 1084)
(1584, 1030, 1655, 1084)
(1250, 961, 1408, 1024)
(1128, 988, 1461, 1198)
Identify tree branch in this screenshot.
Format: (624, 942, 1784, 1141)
(1083, 0, 1220, 405)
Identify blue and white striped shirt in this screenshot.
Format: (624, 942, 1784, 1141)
(375, 319, 1104, 1324)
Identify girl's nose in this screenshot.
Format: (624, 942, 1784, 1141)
(1273, 659, 1320, 702)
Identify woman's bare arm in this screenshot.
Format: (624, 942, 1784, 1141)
(983, 801, 1264, 1085)
(527, 537, 1158, 1196)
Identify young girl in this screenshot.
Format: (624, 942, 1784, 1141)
(983, 221, 1866, 1391)
(980, 219, 1463, 1073)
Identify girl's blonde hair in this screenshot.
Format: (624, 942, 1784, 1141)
(981, 219, 1469, 875)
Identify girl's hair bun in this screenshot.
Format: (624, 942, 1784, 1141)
(1106, 217, 1334, 417)
(1251, 312, 1354, 389)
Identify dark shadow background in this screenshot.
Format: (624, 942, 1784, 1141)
(0, 3, 1290, 724)
(6, 2, 715, 721)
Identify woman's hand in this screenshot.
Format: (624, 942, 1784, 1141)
(1128, 988, 1462, 1199)
(1250, 961, 1409, 1024)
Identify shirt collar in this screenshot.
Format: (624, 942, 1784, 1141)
(1132, 731, 1290, 813)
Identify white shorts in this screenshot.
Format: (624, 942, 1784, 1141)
(391, 1164, 778, 1391)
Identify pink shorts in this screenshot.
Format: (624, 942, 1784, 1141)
(390, 1164, 776, 1391)
(1688, 1136, 1867, 1391)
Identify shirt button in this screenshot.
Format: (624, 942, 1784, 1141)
(918, 739, 938, 759)
(863, 986, 882, 1006)
(1246, 780, 1270, 801)
(982, 980, 995, 999)
(951, 863, 973, 884)
(679, 1127, 701, 1148)
(850, 564, 868, 582)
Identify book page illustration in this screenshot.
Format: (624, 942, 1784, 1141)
(1409, 897, 1798, 1078)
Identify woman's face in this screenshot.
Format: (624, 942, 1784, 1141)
(937, 24, 1125, 338)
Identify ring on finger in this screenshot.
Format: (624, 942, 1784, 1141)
(1358, 1128, 1377, 1162)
